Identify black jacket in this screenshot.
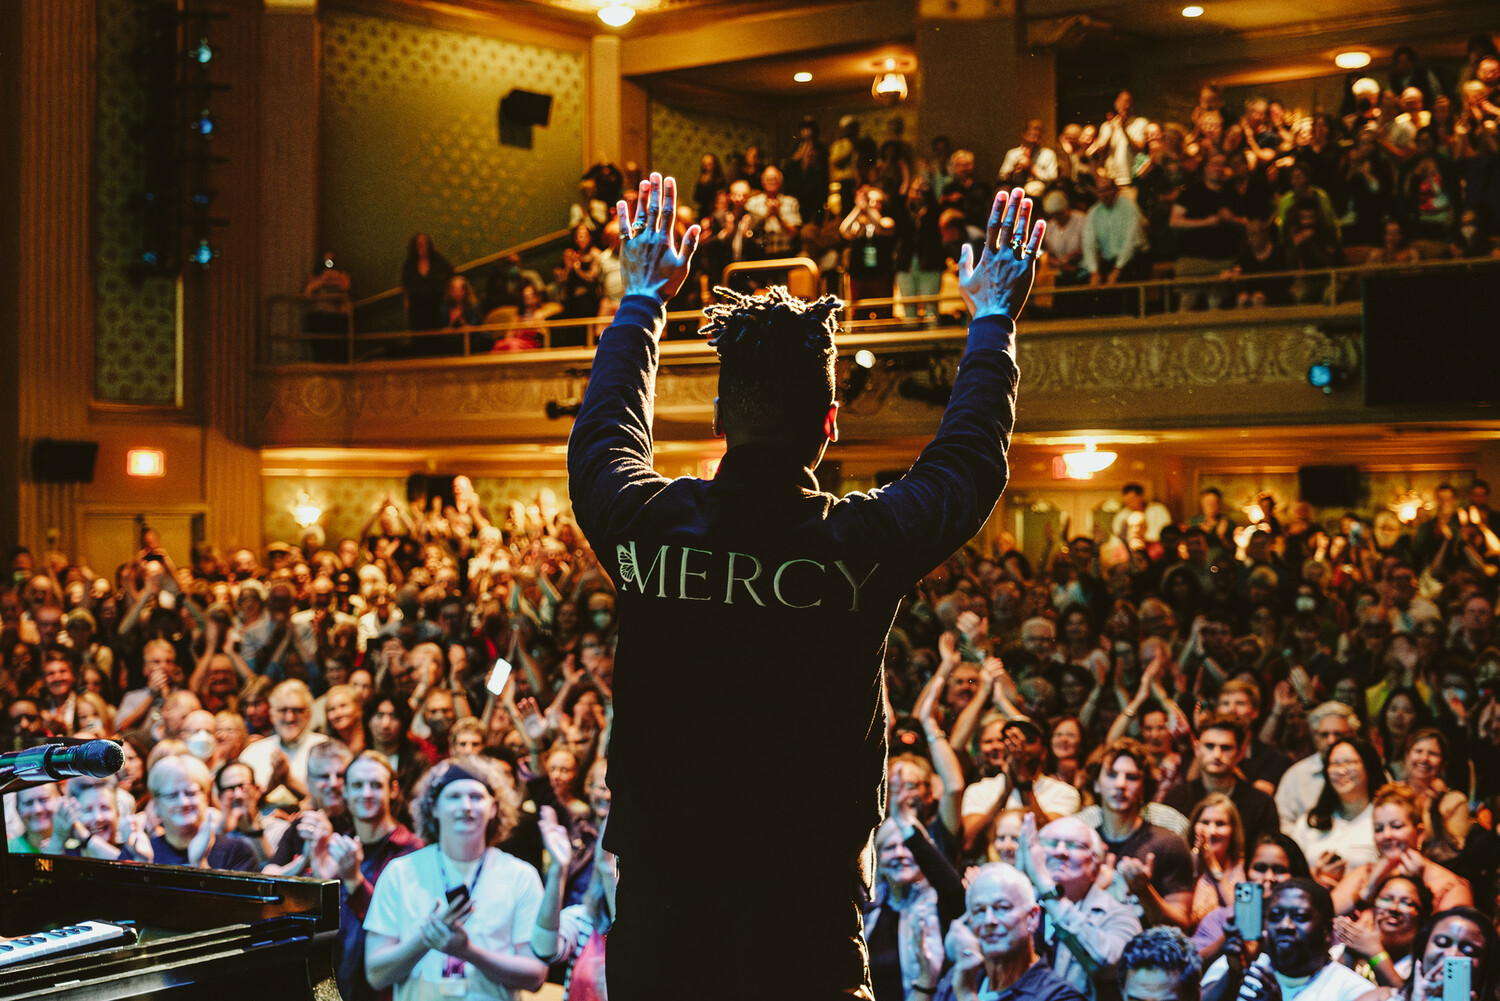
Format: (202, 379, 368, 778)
(568, 295, 1018, 883)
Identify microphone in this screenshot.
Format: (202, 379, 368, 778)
(0, 741, 125, 782)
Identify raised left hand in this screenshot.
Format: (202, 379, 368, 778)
(618, 173, 701, 304)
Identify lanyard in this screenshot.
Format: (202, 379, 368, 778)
(438, 849, 487, 899)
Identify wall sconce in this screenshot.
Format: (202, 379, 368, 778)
(126, 449, 165, 478)
(1391, 488, 1427, 525)
(291, 491, 323, 528)
(870, 56, 914, 105)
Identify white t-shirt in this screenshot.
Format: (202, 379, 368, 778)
(237, 730, 329, 789)
(1276, 753, 1325, 829)
(1202, 953, 1371, 1001)
(961, 773, 1081, 820)
(365, 845, 543, 1001)
(1289, 803, 1378, 870)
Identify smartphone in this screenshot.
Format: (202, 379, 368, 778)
(486, 657, 513, 696)
(1445, 957, 1472, 1001)
(1233, 882, 1263, 941)
(445, 884, 470, 910)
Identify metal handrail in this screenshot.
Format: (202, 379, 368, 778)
(349, 227, 575, 311)
(261, 254, 1499, 367)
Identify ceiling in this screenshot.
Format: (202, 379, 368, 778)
(357, 0, 1488, 101)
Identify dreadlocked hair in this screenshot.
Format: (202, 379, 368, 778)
(702, 286, 842, 439)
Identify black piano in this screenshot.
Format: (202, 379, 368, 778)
(0, 818, 340, 998)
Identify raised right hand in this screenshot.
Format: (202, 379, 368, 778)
(958, 187, 1045, 322)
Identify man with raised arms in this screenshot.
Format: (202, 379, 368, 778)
(568, 173, 1043, 998)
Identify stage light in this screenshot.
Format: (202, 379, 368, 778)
(1307, 359, 1350, 394)
(1181, 5, 1204, 16)
(794, 72, 813, 83)
(855, 350, 876, 369)
(190, 239, 218, 268)
(189, 38, 215, 64)
(190, 110, 216, 137)
(598, 3, 634, 27)
(1335, 51, 1371, 69)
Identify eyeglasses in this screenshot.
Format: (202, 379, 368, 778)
(10, 712, 40, 723)
(1039, 838, 1090, 853)
(1249, 862, 1291, 875)
(154, 787, 202, 804)
(272, 706, 309, 717)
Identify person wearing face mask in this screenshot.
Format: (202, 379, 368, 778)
(1015, 814, 1141, 1000)
(180, 707, 222, 769)
(1201, 880, 1371, 1001)
(1332, 785, 1470, 916)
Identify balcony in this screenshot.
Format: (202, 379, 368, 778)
(254, 256, 1499, 451)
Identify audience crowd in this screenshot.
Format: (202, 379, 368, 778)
(366, 35, 1500, 350)
(6, 467, 1500, 1000)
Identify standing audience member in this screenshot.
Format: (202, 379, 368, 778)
(364, 756, 547, 999)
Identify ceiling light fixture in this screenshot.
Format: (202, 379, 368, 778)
(794, 71, 813, 83)
(1335, 50, 1372, 69)
(1058, 440, 1117, 479)
(1181, 5, 1204, 16)
(597, 3, 635, 27)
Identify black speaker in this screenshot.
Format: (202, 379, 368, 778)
(1298, 464, 1360, 508)
(31, 439, 99, 483)
(499, 89, 553, 150)
(501, 89, 552, 126)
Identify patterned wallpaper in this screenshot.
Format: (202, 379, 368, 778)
(320, 12, 585, 301)
(647, 101, 772, 199)
(263, 474, 572, 549)
(93, 0, 179, 404)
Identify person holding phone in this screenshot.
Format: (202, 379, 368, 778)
(1200, 880, 1372, 1001)
(364, 756, 545, 1000)
(1193, 833, 1311, 961)
(1356, 908, 1500, 1001)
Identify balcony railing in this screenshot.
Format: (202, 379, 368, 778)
(259, 254, 1499, 367)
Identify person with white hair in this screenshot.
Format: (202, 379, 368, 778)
(933, 862, 1086, 1001)
(1276, 701, 1360, 828)
(1015, 814, 1141, 1000)
(120, 754, 259, 870)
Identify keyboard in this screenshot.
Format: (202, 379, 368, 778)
(0, 920, 136, 969)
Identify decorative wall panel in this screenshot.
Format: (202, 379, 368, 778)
(93, 0, 178, 404)
(647, 100, 771, 201)
(320, 11, 585, 300)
